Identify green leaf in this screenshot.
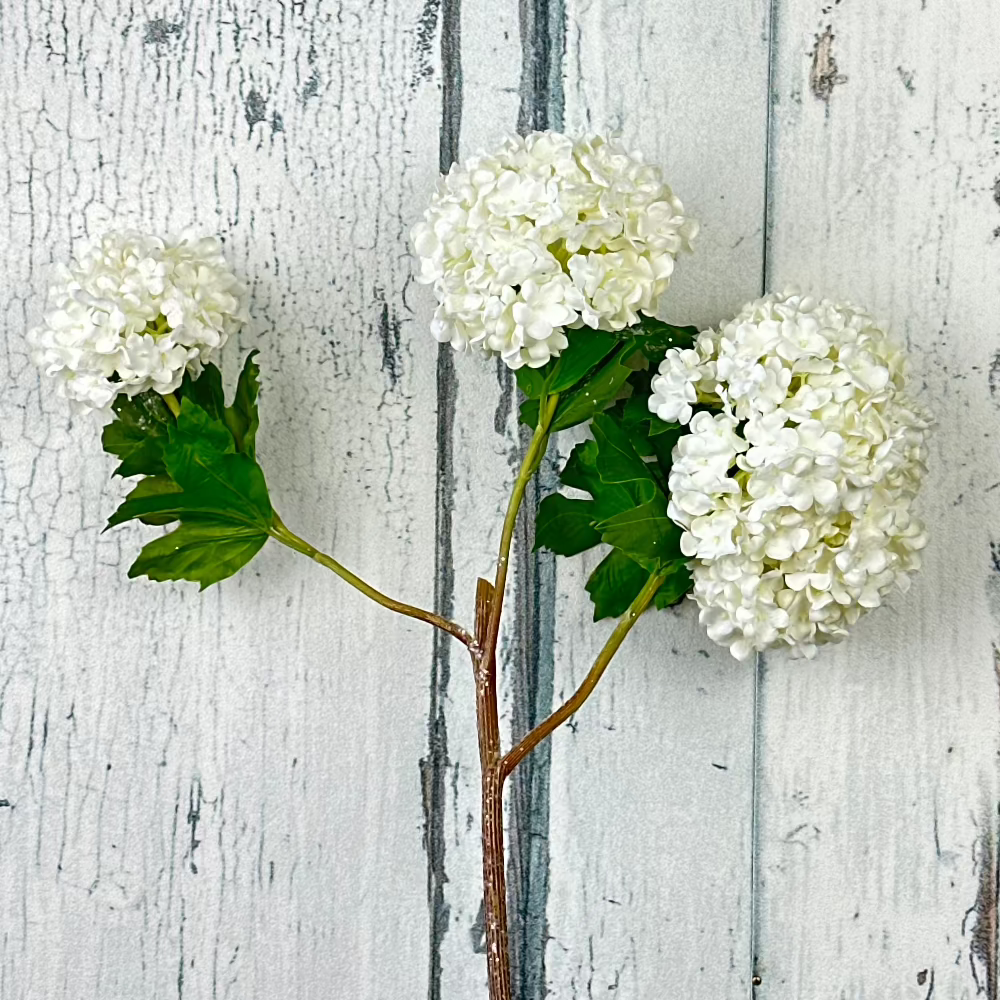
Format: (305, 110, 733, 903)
(224, 351, 261, 457)
(107, 398, 273, 587)
(157, 398, 237, 494)
(181, 364, 225, 422)
(515, 365, 551, 401)
(619, 388, 656, 433)
(654, 561, 694, 609)
(590, 413, 657, 500)
(585, 549, 649, 621)
(546, 329, 620, 392)
(634, 317, 699, 353)
(516, 330, 621, 415)
(597, 495, 682, 570)
(128, 521, 268, 590)
(560, 439, 603, 495)
(559, 439, 640, 523)
(124, 475, 183, 525)
(534, 493, 603, 556)
(550, 341, 642, 432)
(519, 397, 541, 428)
(648, 420, 684, 472)
(102, 391, 173, 477)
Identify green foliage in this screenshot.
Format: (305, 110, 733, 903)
(224, 351, 262, 457)
(534, 353, 696, 620)
(102, 391, 173, 478)
(584, 548, 650, 620)
(102, 352, 272, 589)
(517, 315, 696, 431)
(534, 493, 603, 556)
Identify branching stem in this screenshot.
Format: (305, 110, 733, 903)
(269, 514, 473, 648)
(499, 569, 666, 783)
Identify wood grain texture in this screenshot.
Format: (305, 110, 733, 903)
(3, 1, 1000, 998)
(0, 2, 444, 997)
(544, 2, 772, 997)
(757, 1, 1000, 996)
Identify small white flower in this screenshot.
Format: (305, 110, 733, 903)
(412, 131, 697, 370)
(28, 230, 248, 414)
(657, 290, 931, 660)
(648, 347, 705, 425)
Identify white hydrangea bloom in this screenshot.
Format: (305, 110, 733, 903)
(653, 290, 931, 660)
(412, 131, 697, 370)
(28, 230, 249, 413)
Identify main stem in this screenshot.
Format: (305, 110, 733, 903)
(475, 395, 558, 1000)
(474, 579, 510, 1000)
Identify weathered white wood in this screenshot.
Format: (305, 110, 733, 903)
(0, 3, 444, 997)
(757, 2, 1000, 996)
(434, 8, 527, 999)
(5, 1, 1000, 998)
(545, 2, 771, 996)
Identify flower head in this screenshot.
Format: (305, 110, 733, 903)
(653, 290, 931, 660)
(28, 230, 248, 413)
(412, 131, 697, 370)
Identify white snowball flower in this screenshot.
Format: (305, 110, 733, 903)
(655, 289, 931, 660)
(28, 230, 249, 413)
(412, 131, 697, 370)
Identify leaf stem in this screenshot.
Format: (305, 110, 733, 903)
(163, 392, 181, 417)
(269, 513, 473, 647)
(499, 568, 666, 783)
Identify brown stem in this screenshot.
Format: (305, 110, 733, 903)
(473, 578, 512, 1000)
(499, 570, 666, 784)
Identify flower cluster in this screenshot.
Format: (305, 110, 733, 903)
(650, 291, 931, 660)
(28, 230, 248, 412)
(411, 132, 697, 370)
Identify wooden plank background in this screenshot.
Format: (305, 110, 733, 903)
(0, 1, 996, 998)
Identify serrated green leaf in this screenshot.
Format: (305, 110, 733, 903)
(585, 549, 649, 621)
(550, 341, 641, 432)
(102, 391, 173, 477)
(170, 397, 235, 460)
(590, 413, 658, 503)
(597, 495, 682, 569)
(124, 475, 183, 525)
(654, 561, 694, 609)
(128, 520, 268, 590)
(181, 364, 225, 422)
(105, 455, 271, 532)
(558, 439, 640, 523)
(560, 439, 602, 495)
(534, 493, 603, 556)
(224, 351, 261, 457)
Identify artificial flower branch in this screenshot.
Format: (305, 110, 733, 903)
(27, 131, 931, 1000)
